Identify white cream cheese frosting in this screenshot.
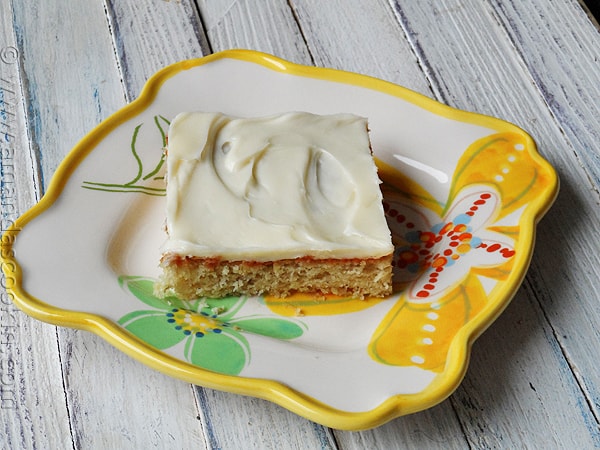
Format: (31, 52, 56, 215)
(163, 111, 393, 261)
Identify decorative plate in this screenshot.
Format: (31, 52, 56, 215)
(1, 50, 558, 430)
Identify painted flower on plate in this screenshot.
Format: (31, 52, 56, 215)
(118, 276, 306, 375)
(370, 132, 555, 371)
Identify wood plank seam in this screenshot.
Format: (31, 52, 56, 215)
(101, 0, 130, 102)
(286, 0, 317, 66)
(54, 328, 79, 450)
(193, 1, 216, 54)
(523, 276, 600, 428)
(385, 0, 451, 104)
(3, 35, 43, 201)
(193, 386, 222, 450)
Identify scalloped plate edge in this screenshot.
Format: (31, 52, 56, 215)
(0, 49, 559, 430)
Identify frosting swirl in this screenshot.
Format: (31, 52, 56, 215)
(164, 112, 393, 260)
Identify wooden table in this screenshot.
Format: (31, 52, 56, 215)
(1, 1, 599, 448)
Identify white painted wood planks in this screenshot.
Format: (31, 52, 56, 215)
(0, 0, 598, 447)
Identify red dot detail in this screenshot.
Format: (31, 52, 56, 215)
(487, 243, 501, 253)
(501, 249, 516, 258)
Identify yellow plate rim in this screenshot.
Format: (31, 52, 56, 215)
(0, 49, 559, 430)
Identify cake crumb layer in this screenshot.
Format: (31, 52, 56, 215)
(155, 255, 393, 299)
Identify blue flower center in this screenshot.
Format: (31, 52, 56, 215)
(166, 308, 226, 338)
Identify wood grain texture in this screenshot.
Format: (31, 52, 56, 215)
(9, 1, 126, 188)
(195, 387, 338, 449)
(491, 0, 600, 188)
(288, 0, 432, 95)
(106, 0, 211, 100)
(1, 0, 599, 447)
(1, 3, 72, 448)
(451, 289, 599, 448)
(58, 329, 206, 449)
(334, 402, 469, 450)
(198, 0, 313, 64)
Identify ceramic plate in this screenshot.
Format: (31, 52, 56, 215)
(1, 50, 558, 430)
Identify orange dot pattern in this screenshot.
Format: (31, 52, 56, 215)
(385, 192, 514, 299)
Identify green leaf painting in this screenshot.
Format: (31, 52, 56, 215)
(82, 116, 169, 196)
(117, 276, 307, 375)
